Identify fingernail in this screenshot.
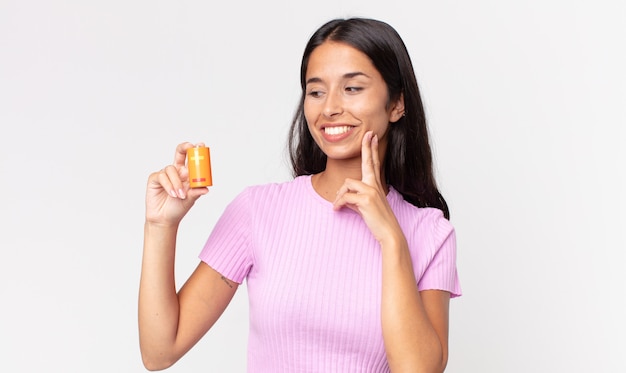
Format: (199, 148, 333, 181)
(178, 189, 186, 199)
(170, 190, 178, 198)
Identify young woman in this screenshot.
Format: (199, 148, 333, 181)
(139, 18, 461, 372)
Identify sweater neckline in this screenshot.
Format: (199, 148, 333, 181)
(299, 174, 399, 208)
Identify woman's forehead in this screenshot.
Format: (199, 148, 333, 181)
(305, 41, 379, 81)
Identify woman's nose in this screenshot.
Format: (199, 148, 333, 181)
(322, 90, 343, 118)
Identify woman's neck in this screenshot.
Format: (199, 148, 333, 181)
(311, 158, 388, 202)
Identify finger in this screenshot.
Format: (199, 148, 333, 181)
(361, 131, 376, 185)
(154, 170, 179, 198)
(174, 142, 195, 167)
(333, 178, 366, 206)
(148, 170, 176, 198)
(333, 191, 353, 211)
(335, 178, 362, 196)
(187, 186, 209, 201)
(371, 134, 382, 187)
(335, 183, 350, 200)
(179, 164, 190, 183)
(333, 190, 363, 212)
(333, 180, 351, 209)
(163, 165, 186, 199)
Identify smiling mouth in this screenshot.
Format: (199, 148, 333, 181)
(323, 126, 353, 135)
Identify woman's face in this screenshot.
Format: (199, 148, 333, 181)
(303, 41, 404, 163)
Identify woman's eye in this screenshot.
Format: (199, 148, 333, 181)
(345, 86, 363, 93)
(307, 90, 323, 98)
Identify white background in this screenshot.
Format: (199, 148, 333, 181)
(1, 1, 624, 372)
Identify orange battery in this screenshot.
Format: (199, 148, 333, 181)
(187, 146, 212, 188)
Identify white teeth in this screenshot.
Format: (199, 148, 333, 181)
(324, 126, 351, 135)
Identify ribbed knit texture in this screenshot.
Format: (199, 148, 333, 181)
(199, 175, 461, 372)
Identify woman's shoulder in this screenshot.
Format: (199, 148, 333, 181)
(235, 175, 311, 204)
(243, 175, 308, 193)
(389, 189, 455, 258)
(388, 188, 453, 232)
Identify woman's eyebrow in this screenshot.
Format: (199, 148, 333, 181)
(305, 77, 323, 85)
(343, 71, 370, 79)
(305, 72, 370, 86)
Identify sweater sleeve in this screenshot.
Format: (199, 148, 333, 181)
(198, 188, 254, 284)
(416, 211, 462, 298)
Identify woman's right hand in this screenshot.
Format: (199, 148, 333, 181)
(145, 142, 209, 226)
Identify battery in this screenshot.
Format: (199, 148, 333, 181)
(187, 146, 213, 188)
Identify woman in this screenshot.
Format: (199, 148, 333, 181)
(139, 18, 461, 372)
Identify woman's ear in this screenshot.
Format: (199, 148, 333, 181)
(389, 93, 405, 123)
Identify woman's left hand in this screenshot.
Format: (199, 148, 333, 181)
(333, 131, 403, 243)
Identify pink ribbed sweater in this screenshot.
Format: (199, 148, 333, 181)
(199, 175, 461, 372)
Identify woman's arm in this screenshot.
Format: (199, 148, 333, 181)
(333, 132, 450, 372)
(138, 142, 238, 371)
(139, 226, 238, 370)
(379, 234, 450, 373)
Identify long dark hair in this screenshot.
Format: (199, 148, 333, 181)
(288, 18, 449, 219)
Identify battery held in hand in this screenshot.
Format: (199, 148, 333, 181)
(187, 146, 212, 188)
